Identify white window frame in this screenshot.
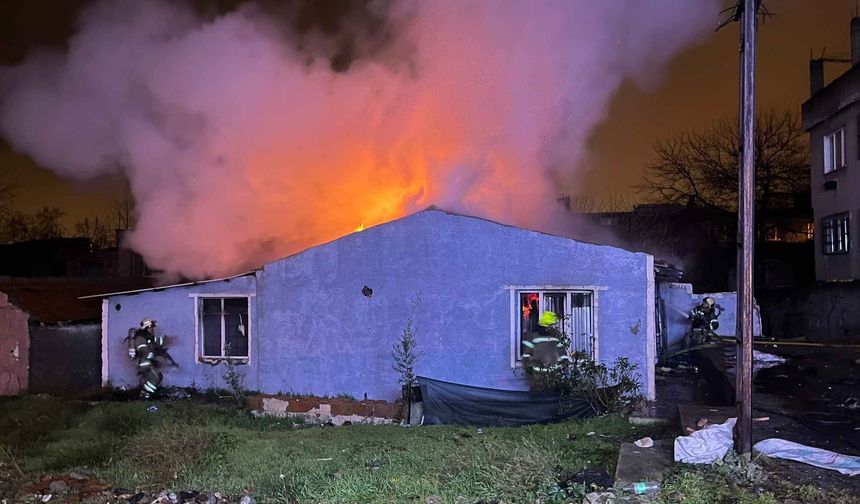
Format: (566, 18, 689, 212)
(506, 285, 604, 368)
(822, 212, 850, 255)
(824, 127, 845, 174)
(190, 293, 255, 364)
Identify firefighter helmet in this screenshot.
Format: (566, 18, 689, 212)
(140, 318, 156, 329)
(539, 311, 558, 327)
(702, 297, 715, 308)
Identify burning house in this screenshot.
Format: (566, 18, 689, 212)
(88, 207, 763, 406)
(90, 207, 660, 400)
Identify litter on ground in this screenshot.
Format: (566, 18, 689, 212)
(753, 438, 860, 476)
(674, 417, 736, 464)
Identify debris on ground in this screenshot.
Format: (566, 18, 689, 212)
(754, 438, 860, 476)
(12, 474, 266, 504)
(582, 491, 616, 503)
(619, 480, 660, 495)
(674, 417, 736, 464)
(25, 475, 112, 499)
(166, 388, 190, 400)
(634, 437, 654, 448)
(563, 468, 614, 491)
(47, 480, 69, 494)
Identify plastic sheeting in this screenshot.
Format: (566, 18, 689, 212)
(674, 417, 736, 464)
(754, 438, 860, 476)
(417, 375, 593, 426)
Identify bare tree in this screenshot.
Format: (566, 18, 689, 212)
(566, 191, 636, 214)
(638, 109, 810, 245)
(0, 178, 17, 220)
(74, 216, 112, 249)
(112, 193, 135, 232)
(31, 206, 65, 240)
(0, 211, 33, 244)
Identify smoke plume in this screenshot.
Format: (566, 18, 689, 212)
(0, 0, 718, 278)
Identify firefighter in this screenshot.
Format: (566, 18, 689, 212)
(522, 311, 571, 373)
(125, 318, 175, 399)
(688, 297, 723, 346)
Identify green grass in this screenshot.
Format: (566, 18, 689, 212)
(6, 396, 849, 503)
(0, 395, 648, 503)
(657, 453, 860, 504)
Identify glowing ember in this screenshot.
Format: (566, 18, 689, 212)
(522, 293, 539, 318)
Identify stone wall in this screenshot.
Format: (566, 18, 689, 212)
(248, 394, 400, 426)
(758, 281, 860, 341)
(0, 292, 28, 395)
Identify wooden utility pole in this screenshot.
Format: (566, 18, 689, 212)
(736, 0, 758, 455)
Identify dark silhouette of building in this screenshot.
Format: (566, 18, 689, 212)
(581, 198, 813, 291)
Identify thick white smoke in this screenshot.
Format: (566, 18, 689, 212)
(0, 0, 719, 278)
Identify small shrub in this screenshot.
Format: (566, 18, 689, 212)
(392, 295, 422, 389)
(223, 347, 247, 408)
(526, 350, 643, 415)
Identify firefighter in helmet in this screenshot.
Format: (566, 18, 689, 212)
(522, 311, 571, 373)
(688, 297, 723, 346)
(126, 317, 176, 399)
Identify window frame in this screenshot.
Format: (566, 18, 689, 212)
(821, 212, 850, 255)
(507, 285, 603, 368)
(856, 114, 860, 160)
(824, 127, 846, 174)
(190, 293, 255, 364)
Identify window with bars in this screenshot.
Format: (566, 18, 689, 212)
(824, 127, 845, 174)
(199, 297, 249, 360)
(516, 290, 595, 361)
(822, 213, 850, 255)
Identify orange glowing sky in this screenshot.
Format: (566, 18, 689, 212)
(0, 0, 857, 276)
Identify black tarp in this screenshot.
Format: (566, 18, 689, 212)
(417, 375, 594, 426)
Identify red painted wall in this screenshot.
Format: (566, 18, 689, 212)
(0, 292, 29, 395)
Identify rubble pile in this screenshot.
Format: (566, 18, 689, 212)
(3, 474, 257, 504)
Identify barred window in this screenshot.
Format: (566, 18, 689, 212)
(822, 213, 850, 255)
(516, 290, 595, 361)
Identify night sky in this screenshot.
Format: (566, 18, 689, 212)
(0, 0, 856, 229)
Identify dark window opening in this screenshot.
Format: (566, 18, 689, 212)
(200, 297, 249, 359)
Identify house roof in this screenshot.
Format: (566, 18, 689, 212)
(0, 277, 155, 324)
(77, 271, 256, 299)
(80, 206, 649, 299)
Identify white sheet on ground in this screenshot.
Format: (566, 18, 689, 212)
(674, 417, 736, 464)
(753, 350, 785, 363)
(754, 438, 860, 476)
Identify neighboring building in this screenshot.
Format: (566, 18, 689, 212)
(0, 238, 92, 276)
(0, 231, 155, 279)
(802, 17, 860, 281)
(0, 277, 153, 395)
(0, 291, 28, 395)
(91, 207, 660, 400)
(583, 201, 813, 291)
